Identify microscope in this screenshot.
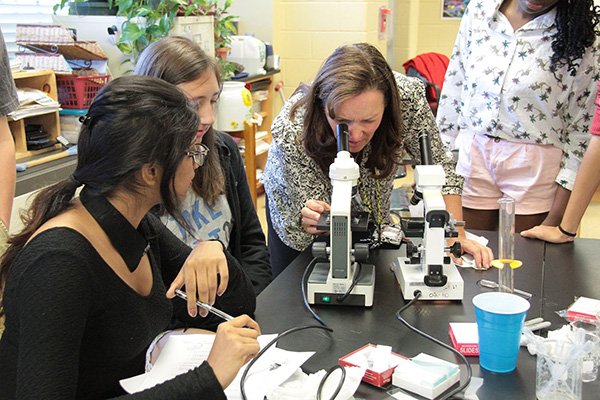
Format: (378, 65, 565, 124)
(307, 124, 375, 307)
(392, 132, 464, 300)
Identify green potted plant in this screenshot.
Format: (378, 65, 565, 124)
(112, 0, 188, 66)
(55, 0, 237, 76)
(213, 0, 236, 59)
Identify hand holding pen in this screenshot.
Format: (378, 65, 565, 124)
(174, 289, 234, 321)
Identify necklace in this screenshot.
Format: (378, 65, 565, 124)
(79, 187, 150, 272)
(358, 175, 382, 226)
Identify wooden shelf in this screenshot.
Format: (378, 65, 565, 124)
(10, 69, 62, 161)
(224, 71, 279, 209)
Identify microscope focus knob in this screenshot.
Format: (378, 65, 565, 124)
(353, 243, 369, 262)
(449, 241, 462, 258)
(405, 240, 417, 257)
(311, 242, 328, 260)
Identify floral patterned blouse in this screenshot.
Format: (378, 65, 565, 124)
(436, 0, 600, 190)
(261, 72, 462, 251)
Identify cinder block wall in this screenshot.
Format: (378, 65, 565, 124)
(272, 0, 387, 111)
(270, 0, 462, 112)
(393, 0, 461, 71)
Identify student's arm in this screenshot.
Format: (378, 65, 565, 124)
(444, 194, 494, 269)
(522, 135, 600, 242)
(538, 185, 571, 227)
(0, 115, 15, 229)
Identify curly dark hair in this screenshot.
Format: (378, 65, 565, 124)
(552, 0, 600, 75)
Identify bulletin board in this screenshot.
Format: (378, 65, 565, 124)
(442, 0, 470, 19)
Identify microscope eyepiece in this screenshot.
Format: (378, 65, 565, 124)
(336, 124, 349, 153)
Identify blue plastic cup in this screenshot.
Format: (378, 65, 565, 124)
(473, 292, 530, 373)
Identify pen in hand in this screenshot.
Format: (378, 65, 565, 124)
(174, 289, 234, 322)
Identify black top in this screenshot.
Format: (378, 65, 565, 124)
(214, 131, 272, 294)
(0, 213, 254, 399)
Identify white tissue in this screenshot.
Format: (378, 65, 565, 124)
(457, 232, 489, 269)
(268, 366, 366, 400)
(372, 345, 393, 373)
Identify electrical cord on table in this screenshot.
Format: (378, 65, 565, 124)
(395, 290, 472, 400)
(301, 257, 329, 327)
(240, 325, 338, 400)
(317, 364, 346, 400)
(301, 255, 364, 325)
(337, 262, 362, 302)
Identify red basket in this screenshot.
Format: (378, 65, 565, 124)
(56, 74, 110, 109)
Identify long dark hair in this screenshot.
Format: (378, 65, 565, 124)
(293, 43, 404, 180)
(134, 35, 226, 204)
(552, 0, 600, 75)
(0, 76, 199, 314)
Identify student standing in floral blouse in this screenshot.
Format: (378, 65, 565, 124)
(437, 0, 600, 233)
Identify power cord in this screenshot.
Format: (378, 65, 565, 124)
(240, 325, 336, 400)
(395, 290, 472, 400)
(301, 257, 329, 327)
(301, 255, 364, 326)
(337, 262, 362, 302)
(317, 364, 346, 400)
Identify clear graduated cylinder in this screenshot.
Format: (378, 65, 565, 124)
(498, 197, 515, 293)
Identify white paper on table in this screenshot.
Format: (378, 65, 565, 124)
(457, 231, 490, 269)
(120, 333, 219, 393)
(120, 333, 313, 400)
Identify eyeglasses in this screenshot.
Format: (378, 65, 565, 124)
(185, 143, 209, 167)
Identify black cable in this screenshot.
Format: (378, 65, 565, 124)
(301, 257, 329, 327)
(337, 262, 362, 302)
(316, 364, 346, 400)
(395, 291, 472, 400)
(240, 325, 334, 400)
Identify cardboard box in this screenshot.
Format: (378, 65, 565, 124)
(567, 296, 600, 323)
(339, 344, 406, 387)
(448, 322, 479, 356)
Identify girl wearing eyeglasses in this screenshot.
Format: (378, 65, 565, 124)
(135, 36, 272, 330)
(0, 76, 260, 399)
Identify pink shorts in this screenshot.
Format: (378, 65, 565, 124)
(457, 134, 563, 215)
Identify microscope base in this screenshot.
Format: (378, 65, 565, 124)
(307, 262, 375, 307)
(393, 257, 464, 301)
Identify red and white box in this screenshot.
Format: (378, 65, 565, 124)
(567, 296, 600, 324)
(339, 344, 406, 387)
(449, 322, 479, 356)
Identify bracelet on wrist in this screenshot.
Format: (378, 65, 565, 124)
(558, 224, 577, 237)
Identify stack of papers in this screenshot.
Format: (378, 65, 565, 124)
(8, 88, 61, 121)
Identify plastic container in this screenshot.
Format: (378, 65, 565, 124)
(59, 108, 88, 144)
(536, 340, 583, 400)
(228, 35, 266, 76)
(215, 82, 252, 132)
(56, 74, 110, 109)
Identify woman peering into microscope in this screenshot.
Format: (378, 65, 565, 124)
(261, 43, 494, 277)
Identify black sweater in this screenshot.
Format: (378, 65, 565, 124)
(0, 214, 254, 399)
(214, 131, 272, 294)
